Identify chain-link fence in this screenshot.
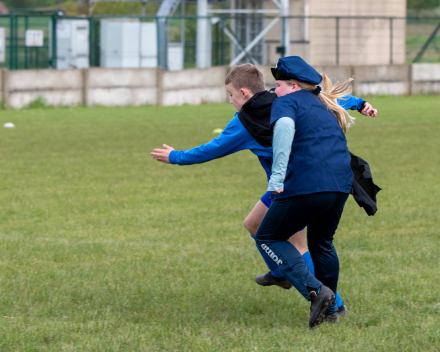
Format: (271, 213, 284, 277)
(1, 13, 439, 70)
(407, 17, 440, 63)
(0, 14, 53, 69)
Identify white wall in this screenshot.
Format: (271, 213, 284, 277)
(2, 63, 440, 109)
(162, 66, 229, 106)
(86, 68, 157, 107)
(352, 65, 410, 96)
(6, 69, 83, 109)
(411, 63, 440, 95)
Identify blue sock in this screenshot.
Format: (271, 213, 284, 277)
(252, 235, 284, 278)
(335, 292, 343, 308)
(301, 251, 315, 276)
(303, 251, 344, 308)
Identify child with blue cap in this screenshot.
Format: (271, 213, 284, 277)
(255, 56, 356, 327)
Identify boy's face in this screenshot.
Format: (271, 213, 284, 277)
(226, 84, 253, 111)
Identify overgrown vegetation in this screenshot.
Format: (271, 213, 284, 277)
(26, 96, 49, 109)
(3, 0, 60, 9)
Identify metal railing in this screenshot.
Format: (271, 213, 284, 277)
(1, 12, 439, 70)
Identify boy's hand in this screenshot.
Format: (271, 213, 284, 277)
(151, 144, 175, 164)
(270, 190, 283, 194)
(361, 102, 378, 117)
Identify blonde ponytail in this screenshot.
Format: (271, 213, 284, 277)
(288, 74, 355, 133)
(318, 74, 355, 133)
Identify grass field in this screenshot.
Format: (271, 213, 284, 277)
(0, 96, 439, 351)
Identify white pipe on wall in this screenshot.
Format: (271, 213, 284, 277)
(281, 0, 290, 57)
(196, 0, 212, 68)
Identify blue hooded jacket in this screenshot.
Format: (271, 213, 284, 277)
(169, 95, 364, 182)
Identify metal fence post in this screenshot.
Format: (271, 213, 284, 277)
(51, 15, 57, 69)
(389, 17, 393, 64)
(221, 19, 224, 65)
(336, 17, 340, 65)
(9, 12, 13, 70)
(181, 0, 185, 68)
(25, 15, 28, 69)
(89, 16, 94, 67)
(157, 17, 168, 71)
(14, 14, 19, 69)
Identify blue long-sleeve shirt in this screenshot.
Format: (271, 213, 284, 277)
(168, 94, 364, 181)
(169, 114, 275, 180)
(338, 94, 364, 111)
(169, 114, 272, 165)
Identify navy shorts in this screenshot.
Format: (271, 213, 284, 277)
(259, 191, 306, 232)
(260, 191, 273, 208)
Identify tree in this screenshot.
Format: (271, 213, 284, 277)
(2, 0, 58, 9)
(407, 0, 440, 10)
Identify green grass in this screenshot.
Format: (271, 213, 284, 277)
(0, 96, 439, 351)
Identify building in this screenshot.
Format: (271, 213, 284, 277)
(233, 0, 406, 66)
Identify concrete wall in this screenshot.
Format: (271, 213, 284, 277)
(7, 69, 83, 109)
(0, 70, 4, 104)
(313, 66, 353, 84)
(86, 68, 158, 107)
(261, 63, 427, 97)
(1, 63, 439, 109)
(162, 66, 229, 106)
(352, 64, 411, 96)
(411, 64, 440, 95)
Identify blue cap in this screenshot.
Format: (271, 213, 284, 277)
(271, 56, 322, 85)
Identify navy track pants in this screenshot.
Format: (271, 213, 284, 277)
(255, 192, 348, 314)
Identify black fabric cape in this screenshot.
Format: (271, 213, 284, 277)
(237, 90, 381, 216)
(349, 152, 382, 216)
(237, 90, 277, 148)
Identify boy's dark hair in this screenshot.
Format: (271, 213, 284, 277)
(225, 64, 265, 94)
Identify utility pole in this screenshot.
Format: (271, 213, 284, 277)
(141, 0, 147, 16)
(280, 0, 289, 57)
(196, 0, 211, 68)
(88, 0, 93, 16)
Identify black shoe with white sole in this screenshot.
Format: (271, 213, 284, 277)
(309, 285, 335, 328)
(254, 272, 292, 289)
(324, 312, 339, 323)
(337, 304, 347, 316)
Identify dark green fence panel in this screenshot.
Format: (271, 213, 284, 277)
(3, 14, 52, 70)
(1, 13, 439, 70)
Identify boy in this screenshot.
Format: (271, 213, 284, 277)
(151, 64, 377, 314)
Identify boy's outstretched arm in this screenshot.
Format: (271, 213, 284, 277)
(338, 95, 378, 117)
(151, 116, 251, 165)
(151, 144, 175, 164)
(360, 102, 377, 117)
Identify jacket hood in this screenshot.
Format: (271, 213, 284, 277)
(237, 90, 277, 148)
